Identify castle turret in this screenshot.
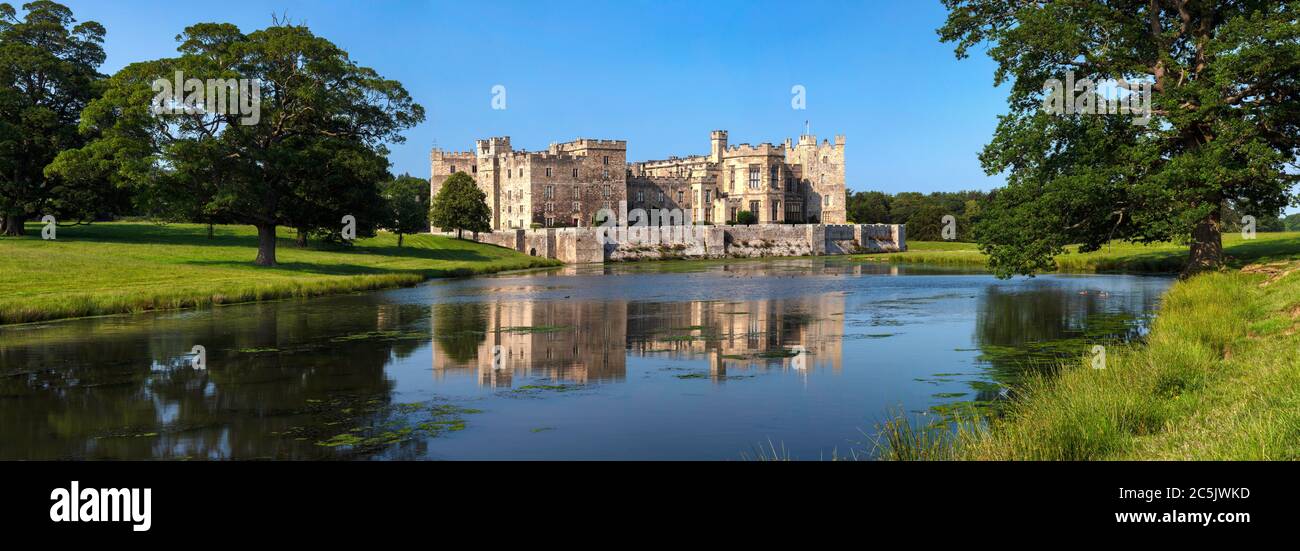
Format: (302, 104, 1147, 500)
(710, 130, 728, 162)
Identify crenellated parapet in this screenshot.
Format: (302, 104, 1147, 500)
(433, 128, 845, 230)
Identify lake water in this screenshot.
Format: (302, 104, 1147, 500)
(0, 259, 1172, 460)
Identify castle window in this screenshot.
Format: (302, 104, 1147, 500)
(602, 184, 612, 198)
(603, 156, 609, 165)
(545, 201, 553, 212)
(771, 201, 780, 221)
(572, 168, 578, 178)
(658, 191, 664, 203)
(749, 200, 760, 217)
(637, 190, 644, 202)
(770, 166, 780, 189)
(572, 201, 580, 213)
(677, 191, 684, 203)
(472, 166, 477, 173)
(546, 217, 554, 227)
(603, 168, 610, 179)
(748, 166, 759, 189)
(450, 165, 456, 173)
(704, 190, 711, 203)
(544, 185, 554, 199)
(545, 167, 552, 177)
(825, 195, 832, 206)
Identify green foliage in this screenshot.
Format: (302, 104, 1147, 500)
(845, 190, 990, 241)
(845, 190, 891, 225)
(734, 210, 757, 225)
(430, 172, 490, 238)
(379, 173, 430, 246)
(1285, 213, 1300, 232)
(0, 1, 117, 235)
(47, 18, 424, 265)
(939, 0, 1300, 277)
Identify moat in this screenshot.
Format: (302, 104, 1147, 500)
(0, 259, 1172, 460)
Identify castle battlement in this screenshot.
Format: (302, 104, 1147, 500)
(430, 149, 476, 159)
(726, 142, 785, 155)
(561, 138, 627, 148)
(433, 128, 845, 231)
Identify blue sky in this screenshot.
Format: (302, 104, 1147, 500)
(60, 0, 1009, 194)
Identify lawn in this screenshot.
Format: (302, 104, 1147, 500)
(0, 222, 559, 324)
(857, 232, 1300, 273)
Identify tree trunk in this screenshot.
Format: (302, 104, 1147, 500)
(0, 213, 24, 236)
(295, 226, 308, 247)
(207, 223, 214, 239)
(397, 233, 404, 247)
(255, 224, 278, 266)
(456, 228, 463, 239)
(1183, 209, 1223, 278)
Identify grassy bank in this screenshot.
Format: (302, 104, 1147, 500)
(870, 232, 1300, 460)
(0, 222, 559, 325)
(857, 232, 1300, 272)
(876, 259, 1300, 460)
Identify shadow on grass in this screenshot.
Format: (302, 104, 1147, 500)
(20, 221, 263, 246)
(17, 222, 507, 263)
(1224, 235, 1300, 267)
(178, 260, 415, 276)
(347, 242, 498, 262)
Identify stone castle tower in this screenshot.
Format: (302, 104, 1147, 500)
(431, 130, 846, 231)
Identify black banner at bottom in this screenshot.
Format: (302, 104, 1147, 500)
(2, 460, 1286, 540)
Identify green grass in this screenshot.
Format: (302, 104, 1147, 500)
(856, 232, 1300, 273)
(961, 264, 1300, 460)
(0, 221, 559, 324)
(875, 259, 1300, 460)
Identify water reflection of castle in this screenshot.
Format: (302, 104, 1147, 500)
(431, 294, 845, 388)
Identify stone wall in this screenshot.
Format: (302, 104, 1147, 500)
(448, 223, 904, 264)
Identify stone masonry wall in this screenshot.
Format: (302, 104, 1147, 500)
(448, 223, 904, 264)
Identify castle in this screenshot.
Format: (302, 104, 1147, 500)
(429, 130, 846, 230)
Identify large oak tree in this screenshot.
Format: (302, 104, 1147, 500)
(0, 1, 109, 235)
(941, 0, 1300, 277)
(50, 19, 422, 264)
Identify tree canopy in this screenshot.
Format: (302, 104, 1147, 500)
(940, 0, 1300, 277)
(0, 1, 113, 235)
(48, 18, 423, 264)
(380, 173, 430, 247)
(430, 172, 490, 239)
(846, 189, 989, 241)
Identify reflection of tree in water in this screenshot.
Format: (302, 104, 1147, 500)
(432, 302, 489, 363)
(0, 299, 436, 459)
(973, 284, 1155, 396)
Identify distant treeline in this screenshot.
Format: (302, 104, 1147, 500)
(846, 190, 989, 241)
(847, 190, 1295, 242)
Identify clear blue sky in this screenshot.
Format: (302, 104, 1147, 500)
(60, 0, 1009, 194)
